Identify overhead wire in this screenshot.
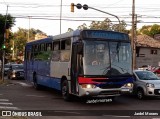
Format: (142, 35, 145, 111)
(1, 1, 160, 30)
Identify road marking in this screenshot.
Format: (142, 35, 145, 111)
(0, 106, 19, 110)
(0, 99, 9, 101)
(16, 82, 31, 87)
(54, 111, 81, 115)
(0, 102, 13, 105)
(114, 116, 131, 118)
(0, 99, 19, 110)
(26, 95, 46, 98)
(6, 84, 15, 86)
(102, 115, 131, 118)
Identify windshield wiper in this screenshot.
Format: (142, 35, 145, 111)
(101, 65, 111, 75)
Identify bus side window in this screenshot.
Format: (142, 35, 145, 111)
(47, 43, 52, 51)
(41, 44, 45, 51)
(52, 42, 54, 51)
(52, 41, 60, 61)
(60, 39, 71, 62)
(27, 51, 31, 61)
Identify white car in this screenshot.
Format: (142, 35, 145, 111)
(133, 70, 160, 99)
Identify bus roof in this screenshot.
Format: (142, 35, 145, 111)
(26, 30, 81, 45)
(26, 29, 129, 45)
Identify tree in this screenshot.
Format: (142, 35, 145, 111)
(74, 18, 128, 33)
(0, 14, 15, 79)
(78, 23, 88, 30)
(0, 14, 15, 51)
(139, 24, 160, 37)
(150, 24, 160, 37)
(112, 20, 127, 32)
(13, 28, 28, 52)
(67, 28, 73, 32)
(12, 28, 46, 60)
(139, 25, 151, 36)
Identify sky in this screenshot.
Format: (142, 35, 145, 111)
(0, 0, 160, 36)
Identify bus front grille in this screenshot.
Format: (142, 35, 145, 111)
(99, 91, 120, 95)
(99, 84, 122, 89)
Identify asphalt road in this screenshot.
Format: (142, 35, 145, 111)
(0, 79, 160, 119)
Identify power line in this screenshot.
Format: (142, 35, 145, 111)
(12, 16, 160, 24)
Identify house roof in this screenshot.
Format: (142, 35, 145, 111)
(136, 35, 160, 48)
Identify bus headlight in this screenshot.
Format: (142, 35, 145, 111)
(81, 84, 96, 89)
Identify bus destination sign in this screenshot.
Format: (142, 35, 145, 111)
(81, 30, 129, 41)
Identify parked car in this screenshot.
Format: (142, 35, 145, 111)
(4, 64, 10, 75)
(133, 70, 160, 99)
(7, 64, 24, 80)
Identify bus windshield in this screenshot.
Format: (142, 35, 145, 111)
(83, 40, 132, 76)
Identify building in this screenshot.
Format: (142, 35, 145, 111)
(136, 35, 160, 68)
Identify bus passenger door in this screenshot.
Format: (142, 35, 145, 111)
(71, 43, 83, 94)
(71, 43, 78, 94)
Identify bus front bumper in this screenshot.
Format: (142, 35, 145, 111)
(78, 85, 133, 97)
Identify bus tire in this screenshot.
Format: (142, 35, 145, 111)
(61, 80, 72, 101)
(33, 74, 41, 90)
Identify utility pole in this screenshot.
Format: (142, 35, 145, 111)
(1, 5, 9, 81)
(12, 40, 15, 60)
(28, 16, 30, 42)
(131, 0, 136, 70)
(60, 0, 62, 34)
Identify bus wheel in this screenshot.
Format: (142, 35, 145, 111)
(33, 75, 40, 90)
(62, 80, 72, 101)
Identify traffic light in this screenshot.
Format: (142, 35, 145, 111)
(83, 4, 88, 10)
(76, 3, 82, 9)
(134, 23, 137, 30)
(71, 3, 74, 12)
(2, 44, 6, 49)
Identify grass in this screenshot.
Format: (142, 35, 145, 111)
(0, 79, 10, 85)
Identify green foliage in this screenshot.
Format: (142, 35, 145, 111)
(0, 14, 15, 61)
(139, 24, 160, 37)
(78, 23, 88, 30)
(0, 14, 15, 43)
(34, 51, 51, 61)
(67, 28, 74, 32)
(13, 28, 46, 51)
(72, 18, 128, 33)
(0, 14, 15, 33)
(12, 28, 46, 60)
(13, 28, 28, 52)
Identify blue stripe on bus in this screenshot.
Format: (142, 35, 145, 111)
(36, 75, 61, 90)
(96, 77, 134, 87)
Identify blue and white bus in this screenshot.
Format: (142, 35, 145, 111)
(24, 30, 134, 101)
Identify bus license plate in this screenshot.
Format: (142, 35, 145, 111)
(121, 88, 130, 91)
